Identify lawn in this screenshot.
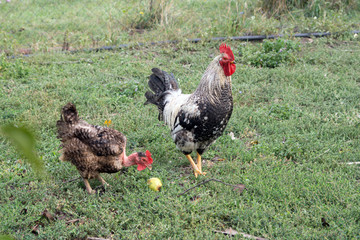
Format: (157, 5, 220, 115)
(1, 0, 360, 239)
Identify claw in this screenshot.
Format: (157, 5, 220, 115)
(186, 154, 206, 177)
(194, 169, 206, 177)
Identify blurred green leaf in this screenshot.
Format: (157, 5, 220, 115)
(0, 235, 15, 240)
(1, 124, 46, 178)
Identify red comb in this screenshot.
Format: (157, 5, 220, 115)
(146, 150, 153, 164)
(219, 43, 235, 61)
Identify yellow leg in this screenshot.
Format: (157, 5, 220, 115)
(83, 178, 94, 194)
(186, 154, 206, 178)
(97, 175, 109, 186)
(196, 152, 202, 172)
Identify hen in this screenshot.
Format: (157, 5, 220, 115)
(145, 44, 236, 177)
(57, 103, 153, 194)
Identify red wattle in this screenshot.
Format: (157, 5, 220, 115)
(221, 62, 236, 76)
(137, 164, 147, 171)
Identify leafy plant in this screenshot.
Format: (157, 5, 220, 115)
(267, 104, 301, 120)
(273, 136, 305, 160)
(0, 54, 29, 79)
(242, 39, 300, 68)
(0, 125, 46, 178)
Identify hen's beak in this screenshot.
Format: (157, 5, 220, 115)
(147, 165, 152, 170)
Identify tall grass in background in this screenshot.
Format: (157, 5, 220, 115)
(259, 0, 359, 17)
(124, 0, 174, 30)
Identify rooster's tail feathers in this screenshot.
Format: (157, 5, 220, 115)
(148, 68, 179, 94)
(144, 68, 179, 120)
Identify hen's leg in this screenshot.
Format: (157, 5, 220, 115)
(186, 154, 206, 178)
(97, 175, 109, 186)
(83, 178, 94, 194)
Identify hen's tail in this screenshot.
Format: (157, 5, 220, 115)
(144, 68, 179, 120)
(56, 102, 79, 139)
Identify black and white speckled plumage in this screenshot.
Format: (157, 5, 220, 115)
(145, 54, 233, 156)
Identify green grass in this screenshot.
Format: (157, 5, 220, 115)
(1, 37, 360, 239)
(0, 0, 359, 55)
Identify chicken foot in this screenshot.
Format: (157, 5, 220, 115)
(83, 176, 110, 194)
(97, 175, 109, 186)
(186, 154, 206, 178)
(83, 178, 95, 194)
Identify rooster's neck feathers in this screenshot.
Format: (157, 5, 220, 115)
(194, 55, 231, 105)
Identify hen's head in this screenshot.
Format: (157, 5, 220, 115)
(219, 43, 236, 76)
(135, 150, 153, 171)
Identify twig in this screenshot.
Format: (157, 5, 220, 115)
(237, 231, 267, 240)
(62, 177, 81, 184)
(213, 229, 268, 239)
(66, 219, 80, 224)
(37, 59, 94, 65)
(178, 178, 243, 196)
(346, 162, 360, 165)
(87, 238, 109, 240)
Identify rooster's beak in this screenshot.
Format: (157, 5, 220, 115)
(147, 165, 152, 170)
(230, 60, 236, 64)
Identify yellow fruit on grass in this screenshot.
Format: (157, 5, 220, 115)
(147, 178, 162, 191)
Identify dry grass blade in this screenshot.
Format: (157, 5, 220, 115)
(233, 184, 246, 194)
(66, 219, 81, 224)
(346, 162, 360, 165)
(42, 209, 54, 222)
(214, 228, 268, 239)
(214, 228, 238, 236)
(31, 224, 41, 235)
(87, 237, 110, 240)
(62, 177, 81, 184)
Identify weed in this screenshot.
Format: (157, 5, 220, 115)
(0, 54, 29, 79)
(241, 39, 300, 68)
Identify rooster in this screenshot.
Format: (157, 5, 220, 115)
(145, 44, 236, 177)
(57, 103, 153, 194)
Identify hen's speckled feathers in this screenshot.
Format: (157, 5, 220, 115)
(57, 103, 126, 179)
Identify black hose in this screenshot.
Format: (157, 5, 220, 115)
(66, 30, 360, 54)
(8, 30, 360, 58)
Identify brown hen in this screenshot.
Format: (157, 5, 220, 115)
(57, 103, 153, 194)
